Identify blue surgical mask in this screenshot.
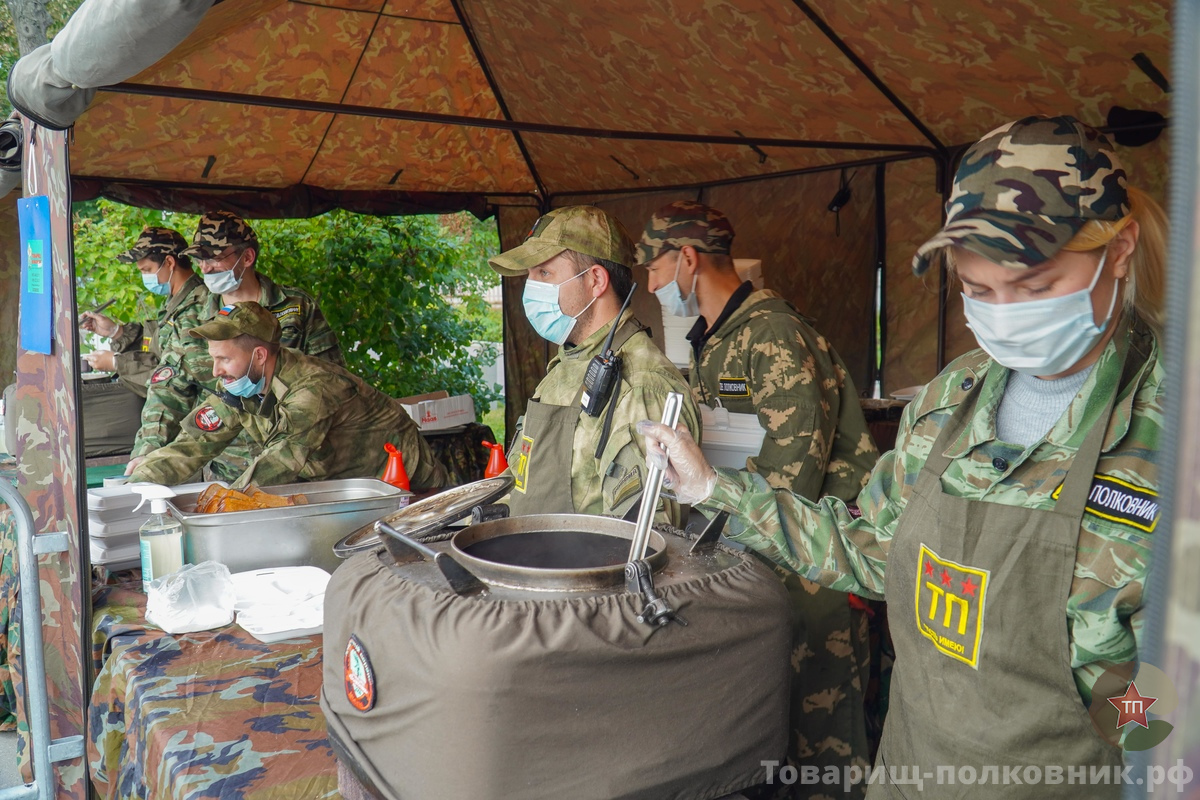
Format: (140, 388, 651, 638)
(202, 252, 246, 295)
(654, 251, 699, 317)
(141, 262, 173, 297)
(522, 269, 596, 345)
(962, 249, 1118, 376)
(223, 351, 266, 398)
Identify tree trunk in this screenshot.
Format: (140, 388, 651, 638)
(4, 0, 51, 56)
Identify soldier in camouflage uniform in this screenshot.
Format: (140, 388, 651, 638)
(126, 211, 344, 482)
(640, 201, 879, 798)
(640, 116, 1167, 799)
(489, 205, 701, 526)
(80, 227, 208, 399)
(129, 302, 448, 491)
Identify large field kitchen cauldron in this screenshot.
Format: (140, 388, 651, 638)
(321, 477, 793, 800)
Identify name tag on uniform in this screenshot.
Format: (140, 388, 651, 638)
(513, 434, 533, 494)
(718, 377, 750, 398)
(915, 544, 990, 669)
(1052, 474, 1160, 533)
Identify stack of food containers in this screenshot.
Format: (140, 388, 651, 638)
(87, 482, 220, 568)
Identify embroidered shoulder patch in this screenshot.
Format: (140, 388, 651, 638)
(193, 405, 223, 432)
(150, 366, 175, 384)
(914, 544, 990, 669)
(273, 303, 302, 323)
(1053, 474, 1159, 533)
(344, 635, 376, 712)
(718, 377, 750, 397)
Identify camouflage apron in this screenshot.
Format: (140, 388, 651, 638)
(508, 321, 640, 516)
(874, 349, 1131, 798)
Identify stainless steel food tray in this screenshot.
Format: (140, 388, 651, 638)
(168, 479, 411, 573)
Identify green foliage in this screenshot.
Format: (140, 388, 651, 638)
(71, 199, 502, 408)
(258, 210, 503, 411)
(72, 200, 198, 348)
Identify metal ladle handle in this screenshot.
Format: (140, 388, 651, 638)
(628, 392, 684, 562)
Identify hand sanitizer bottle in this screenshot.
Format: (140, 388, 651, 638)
(131, 483, 184, 592)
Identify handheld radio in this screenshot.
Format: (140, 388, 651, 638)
(580, 282, 637, 417)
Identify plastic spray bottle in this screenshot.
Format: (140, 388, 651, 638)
(131, 483, 184, 592)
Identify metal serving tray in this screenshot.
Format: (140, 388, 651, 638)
(168, 479, 411, 574)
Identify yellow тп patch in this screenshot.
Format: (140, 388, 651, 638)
(914, 544, 990, 669)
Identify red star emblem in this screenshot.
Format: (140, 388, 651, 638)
(924, 561, 934, 576)
(961, 577, 978, 598)
(940, 569, 952, 587)
(1108, 681, 1157, 730)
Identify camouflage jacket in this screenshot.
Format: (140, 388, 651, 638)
(131, 273, 344, 458)
(109, 274, 208, 398)
(517, 309, 702, 526)
(129, 347, 448, 491)
(689, 288, 877, 501)
(701, 317, 1162, 705)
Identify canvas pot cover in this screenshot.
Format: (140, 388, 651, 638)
(321, 540, 793, 800)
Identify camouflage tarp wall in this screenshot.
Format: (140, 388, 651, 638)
(0, 197, 19, 386)
(12, 123, 88, 799)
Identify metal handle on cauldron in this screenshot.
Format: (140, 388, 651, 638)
(376, 521, 485, 596)
(628, 392, 684, 563)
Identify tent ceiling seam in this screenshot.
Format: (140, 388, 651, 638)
(448, 0, 549, 203)
(288, 0, 458, 24)
(295, 4, 386, 186)
(790, 0, 945, 154)
(102, 83, 936, 155)
(546, 151, 931, 201)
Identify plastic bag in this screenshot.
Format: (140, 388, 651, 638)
(145, 560, 236, 634)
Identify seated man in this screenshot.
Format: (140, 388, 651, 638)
(489, 205, 701, 526)
(129, 302, 448, 491)
(80, 227, 208, 398)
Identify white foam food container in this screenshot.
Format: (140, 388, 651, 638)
(231, 566, 332, 643)
(699, 404, 768, 470)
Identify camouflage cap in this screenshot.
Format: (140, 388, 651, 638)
(912, 115, 1129, 275)
(181, 210, 260, 259)
(489, 206, 635, 276)
(116, 227, 189, 264)
(637, 200, 735, 264)
(189, 301, 281, 344)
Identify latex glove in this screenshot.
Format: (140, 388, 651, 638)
(79, 312, 120, 338)
(84, 350, 116, 372)
(636, 420, 717, 506)
(124, 456, 146, 477)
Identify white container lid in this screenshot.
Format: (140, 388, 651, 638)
(87, 515, 149, 538)
(89, 538, 140, 565)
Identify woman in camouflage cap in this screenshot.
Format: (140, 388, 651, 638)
(640, 116, 1168, 798)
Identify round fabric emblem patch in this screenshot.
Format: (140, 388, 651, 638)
(344, 634, 376, 712)
(194, 405, 223, 432)
(150, 366, 176, 384)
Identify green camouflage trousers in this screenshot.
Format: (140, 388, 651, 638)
(773, 570, 873, 800)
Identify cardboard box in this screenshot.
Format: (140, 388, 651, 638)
(397, 390, 477, 431)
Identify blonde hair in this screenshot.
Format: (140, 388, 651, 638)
(1060, 186, 1167, 334)
(940, 187, 1168, 335)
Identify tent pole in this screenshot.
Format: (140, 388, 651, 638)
(448, 0, 550, 207)
(788, 0, 945, 154)
(101, 83, 934, 156)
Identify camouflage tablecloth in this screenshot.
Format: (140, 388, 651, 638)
(87, 585, 340, 800)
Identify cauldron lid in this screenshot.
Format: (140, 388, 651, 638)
(334, 475, 513, 557)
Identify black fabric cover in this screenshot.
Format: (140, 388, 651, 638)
(322, 542, 792, 800)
